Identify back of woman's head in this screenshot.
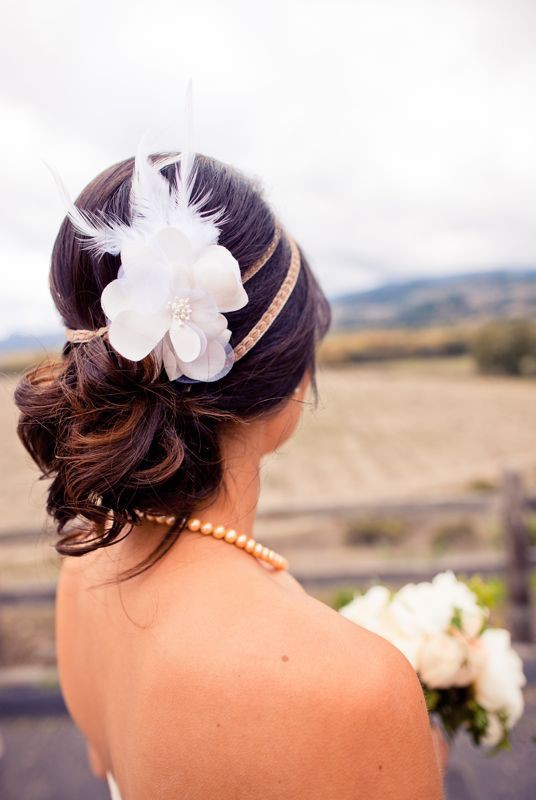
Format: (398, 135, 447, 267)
(14, 152, 331, 579)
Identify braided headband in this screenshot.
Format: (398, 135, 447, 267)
(65, 223, 301, 366)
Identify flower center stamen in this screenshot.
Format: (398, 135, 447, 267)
(168, 296, 192, 324)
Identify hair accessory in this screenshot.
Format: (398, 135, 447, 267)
(234, 235, 301, 361)
(50, 81, 301, 383)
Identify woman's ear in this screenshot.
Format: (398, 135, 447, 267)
(293, 370, 311, 402)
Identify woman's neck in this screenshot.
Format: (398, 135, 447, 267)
(116, 423, 265, 570)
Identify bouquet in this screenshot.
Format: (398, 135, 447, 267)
(339, 571, 526, 750)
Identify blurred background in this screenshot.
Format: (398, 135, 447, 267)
(1, 0, 535, 798)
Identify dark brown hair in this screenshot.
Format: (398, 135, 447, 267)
(14, 153, 331, 581)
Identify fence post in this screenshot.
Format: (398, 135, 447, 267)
(501, 469, 533, 642)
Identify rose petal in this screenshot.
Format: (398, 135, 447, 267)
(194, 245, 248, 312)
(169, 320, 204, 362)
(108, 309, 170, 360)
(179, 338, 227, 381)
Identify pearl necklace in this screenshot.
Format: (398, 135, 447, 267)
(135, 511, 288, 571)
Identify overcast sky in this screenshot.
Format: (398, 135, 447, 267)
(1, 0, 536, 339)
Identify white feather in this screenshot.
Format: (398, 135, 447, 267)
(46, 78, 228, 260)
(42, 158, 126, 256)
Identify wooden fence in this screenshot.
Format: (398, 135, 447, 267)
(1, 469, 535, 639)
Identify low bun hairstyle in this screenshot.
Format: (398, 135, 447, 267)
(15, 153, 332, 581)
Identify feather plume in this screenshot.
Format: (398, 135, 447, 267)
(45, 79, 228, 259)
(42, 158, 126, 256)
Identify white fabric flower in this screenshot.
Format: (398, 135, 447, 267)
(100, 226, 248, 382)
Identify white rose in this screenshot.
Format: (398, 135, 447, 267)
(451, 637, 485, 687)
(385, 631, 423, 671)
(339, 585, 390, 627)
(475, 629, 526, 727)
(391, 581, 453, 636)
(418, 633, 469, 689)
(431, 571, 488, 637)
(340, 588, 423, 670)
(459, 606, 488, 638)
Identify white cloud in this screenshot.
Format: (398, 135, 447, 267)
(1, 0, 536, 336)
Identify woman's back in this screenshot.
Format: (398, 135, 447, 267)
(56, 525, 443, 800)
(17, 110, 443, 798)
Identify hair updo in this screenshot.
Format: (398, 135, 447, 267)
(14, 153, 332, 580)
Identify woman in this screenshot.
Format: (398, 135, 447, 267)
(15, 143, 445, 798)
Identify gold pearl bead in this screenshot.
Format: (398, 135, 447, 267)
(138, 513, 288, 571)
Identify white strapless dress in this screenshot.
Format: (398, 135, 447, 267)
(106, 771, 122, 800)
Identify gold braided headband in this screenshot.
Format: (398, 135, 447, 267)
(234, 234, 300, 361)
(64, 223, 300, 364)
(241, 222, 282, 284)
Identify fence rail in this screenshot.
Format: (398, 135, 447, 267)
(1, 471, 535, 636)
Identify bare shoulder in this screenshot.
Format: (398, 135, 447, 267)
(126, 589, 443, 800)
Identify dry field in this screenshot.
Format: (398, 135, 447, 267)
(1, 359, 536, 535)
(261, 359, 536, 510)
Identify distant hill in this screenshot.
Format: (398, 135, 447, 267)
(0, 331, 63, 354)
(1, 269, 536, 356)
(330, 269, 536, 330)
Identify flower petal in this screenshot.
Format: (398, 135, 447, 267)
(108, 309, 170, 360)
(162, 335, 183, 380)
(121, 239, 170, 281)
(101, 278, 132, 319)
(169, 320, 204, 362)
(190, 306, 228, 338)
(154, 228, 196, 290)
(101, 272, 170, 319)
(178, 338, 228, 381)
(155, 227, 195, 265)
(194, 245, 248, 312)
